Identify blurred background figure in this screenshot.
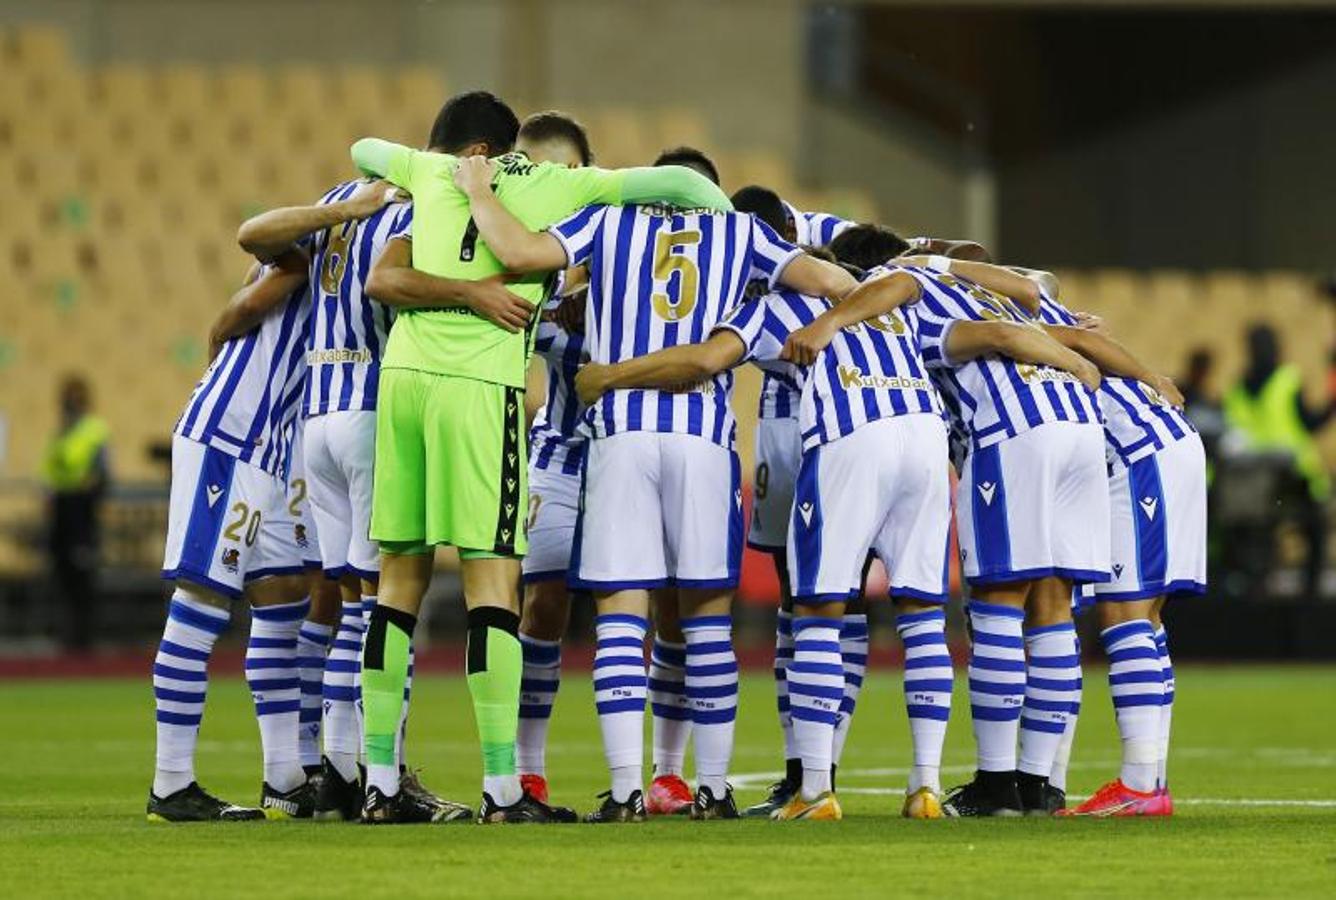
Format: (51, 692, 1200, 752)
(1222, 325, 1335, 602)
(1180, 347, 1225, 458)
(40, 375, 109, 649)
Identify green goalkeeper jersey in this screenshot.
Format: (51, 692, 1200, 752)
(352, 139, 732, 388)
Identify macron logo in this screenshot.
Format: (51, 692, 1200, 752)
(1113, 563, 1124, 579)
(206, 484, 223, 507)
(799, 502, 815, 527)
(977, 482, 997, 506)
(1140, 496, 1159, 520)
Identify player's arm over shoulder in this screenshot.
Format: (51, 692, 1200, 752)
(350, 137, 451, 190)
(574, 331, 748, 406)
(208, 251, 307, 359)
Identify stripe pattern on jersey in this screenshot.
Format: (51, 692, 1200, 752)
(530, 320, 587, 476)
(908, 265, 1101, 451)
(782, 200, 853, 247)
(175, 280, 312, 478)
(1038, 297, 1195, 469)
(550, 204, 800, 449)
(304, 182, 411, 416)
(717, 288, 942, 451)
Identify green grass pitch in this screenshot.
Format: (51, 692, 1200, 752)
(4, 665, 1335, 898)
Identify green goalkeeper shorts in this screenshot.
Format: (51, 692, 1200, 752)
(371, 368, 527, 557)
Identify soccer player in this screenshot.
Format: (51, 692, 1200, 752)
(148, 256, 316, 822)
(572, 251, 1099, 821)
(348, 91, 733, 823)
(453, 154, 859, 821)
(238, 177, 478, 821)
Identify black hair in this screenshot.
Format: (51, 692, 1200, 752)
(731, 185, 788, 235)
(427, 90, 520, 155)
(653, 145, 720, 185)
(828, 223, 910, 271)
(518, 110, 593, 166)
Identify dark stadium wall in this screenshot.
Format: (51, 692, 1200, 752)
(997, 53, 1336, 270)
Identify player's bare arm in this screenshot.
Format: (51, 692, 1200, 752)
(776, 254, 859, 303)
(947, 320, 1102, 391)
(908, 236, 993, 263)
(236, 180, 404, 262)
(365, 236, 535, 332)
(452, 156, 570, 272)
(574, 330, 748, 405)
(207, 251, 308, 360)
(780, 270, 920, 365)
(901, 254, 1043, 313)
(1045, 324, 1184, 405)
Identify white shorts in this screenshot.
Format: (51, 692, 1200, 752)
(572, 431, 743, 590)
(286, 423, 322, 569)
(749, 417, 801, 551)
(161, 435, 303, 599)
(523, 463, 581, 583)
(1096, 434, 1207, 600)
(788, 415, 952, 603)
(303, 410, 379, 581)
(957, 421, 1111, 586)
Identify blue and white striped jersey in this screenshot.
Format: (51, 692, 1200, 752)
(302, 181, 412, 417)
(550, 204, 801, 449)
(717, 286, 942, 451)
(908, 265, 1102, 451)
(530, 319, 587, 476)
(782, 201, 853, 247)
(1039, 297, 1195, 469)
(175, 274, 312, 479)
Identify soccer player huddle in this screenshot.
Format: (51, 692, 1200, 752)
(146, 91, 1204, 825)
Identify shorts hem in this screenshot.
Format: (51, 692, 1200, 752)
(674, 577, 740, 590)
(245, 565, 307, 582)
(1095, 579, 1207, 601)
(792, 591, 857, 605)
(161, 569, 242, 601)
(322, 565, 348, 580)
(522, 569, 569, 584)
(348, 564, 381, 584)
(570, 576, 670, 591)
(967, 566, 1111, 587)
(888, 587, 950, 604)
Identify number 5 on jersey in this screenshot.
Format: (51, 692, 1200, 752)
(652, 229, 701, 322)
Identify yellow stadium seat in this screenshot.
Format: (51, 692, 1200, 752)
(215, 65, 270, 114)
(391, 66, 446, 110)
(11, 24, 70, 73)
(154, 64, 211, 115)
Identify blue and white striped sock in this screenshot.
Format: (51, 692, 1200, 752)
(1101, 619, 1163, 792)
(897, 608, 952, 793)
(517, 635, 561, 776)
(788, 616, 843, 800)
(649, 638, 692, 778)
(831, 613, 868, 767)
(774, 610, 796, 762)
(1049, 635, 1082, 793)
(152, 591, 230, 798)
(322, 600, 364, 782)
(967, 602, 1026, 772)
(682, 615, 738, 796)
(1018, 621, 1082, 778)
(246, 598, 309, 793)
(594, 614, 648, 803)
(295, 618, 332, 770)
(1154, 625, 1174, 788)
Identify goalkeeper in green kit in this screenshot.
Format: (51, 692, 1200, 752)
(351, 91, 733, 824)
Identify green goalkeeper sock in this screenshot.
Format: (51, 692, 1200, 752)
(466, 607, 523, 804)
(361, 604, 415, 794)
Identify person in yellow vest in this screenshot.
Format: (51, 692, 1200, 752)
(1224, 324, 1334, 600)
(40, 375, 110, 650)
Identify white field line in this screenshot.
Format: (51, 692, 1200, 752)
(731, 766, 1336, 807)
